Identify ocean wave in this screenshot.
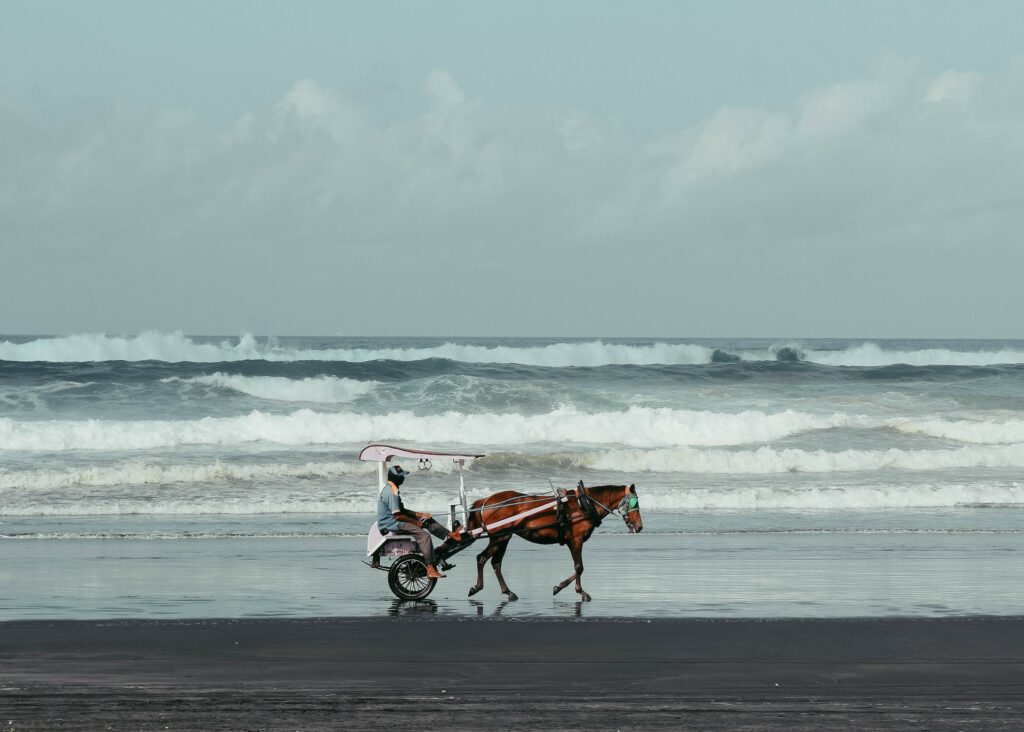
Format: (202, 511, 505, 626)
(0, 496, 379, 517)
(893, 417, 1024, 444)
(0, 332, 716, 365)
(0, 407, 857, 451)
(800, 342, 1024, 367)
(5, 332, 1024, 368)
(165, 373, 378, 403)
(3, 483, 1022, 516)
(0, 332, 267, 362)
(0, 531, 362, 540)
(8, 440, 1022, 495)
(639, 483, 1024, 510)
(578, 443, 1024, 474)
(4, 407, 1022, 453)
(0, 460, 375, 491)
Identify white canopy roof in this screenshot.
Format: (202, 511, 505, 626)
(357, 444, 485, 464)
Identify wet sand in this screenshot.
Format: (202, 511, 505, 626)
(3, 616, 1024, 730)
(5, 529, 1024, 619)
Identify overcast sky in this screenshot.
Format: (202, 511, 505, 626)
(2, 0, 1023, 337)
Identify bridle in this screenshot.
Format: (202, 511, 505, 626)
(583, 487, 641, 530)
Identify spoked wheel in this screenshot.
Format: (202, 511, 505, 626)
(388, 555, 437, 601)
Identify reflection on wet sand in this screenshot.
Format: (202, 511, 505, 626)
(2, 531, 1023, 620)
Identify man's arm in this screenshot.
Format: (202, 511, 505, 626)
(388, 491, 425, 524)
(392, 508, 424, 524)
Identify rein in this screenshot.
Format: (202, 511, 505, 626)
(576, 484, 640, 523)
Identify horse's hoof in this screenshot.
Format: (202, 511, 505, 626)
(579, 592, 592, 602)
(468, 586, 482, 597)
(504, 591, 518, 601)
(552, 585, 563, 596)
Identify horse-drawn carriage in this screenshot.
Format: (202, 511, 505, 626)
(362, 443, 643, 601)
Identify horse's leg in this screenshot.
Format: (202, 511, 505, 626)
(569, 540, 590, 602)
(551, 535, 579, 596)
(468, 538, 499, 597)
(552, 569, 576, 596)
(552, 535, 586, 598)
(488, 535, 517, 601)
(561, 536, 593, 601)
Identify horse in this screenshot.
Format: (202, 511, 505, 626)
(463, 482, 643, 602)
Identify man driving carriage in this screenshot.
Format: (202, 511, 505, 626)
(374, 464, 463, 579)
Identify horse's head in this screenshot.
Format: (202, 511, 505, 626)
(616, 483, 643, 534)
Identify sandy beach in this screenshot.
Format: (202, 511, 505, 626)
(3, 616, 1024, 730)
(4, 336, 1024, 729)
(5, 527, 1024, 620)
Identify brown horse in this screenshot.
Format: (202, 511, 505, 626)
(464, 482, 643, 602)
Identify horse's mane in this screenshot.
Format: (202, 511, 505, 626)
(584, 484, 629, 495)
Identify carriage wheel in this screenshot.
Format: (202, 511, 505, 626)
(387, 555, 437, 601)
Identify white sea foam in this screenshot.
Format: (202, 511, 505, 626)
(0, 531, 365, 540)
(167, 373, 378, 403)
(7, 441, 1022, 496)
(580, 443, 1024, 474)
(4, 408, 1022, 453)
(799, 342, 1024, 367)
(0, 496, 379, 517)
(636, 482, 1024, 510)
(0, 332, 268, 362)
(893, 417, 1024, 444)
(0, 460, 375, 491)
(3, 482, 1022, 516)
(4, 332, 1024, 367)
(0, 407, 858, 451)
(0, 332, 715, 365)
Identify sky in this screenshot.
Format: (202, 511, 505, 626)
(2, 0, 1023, 337)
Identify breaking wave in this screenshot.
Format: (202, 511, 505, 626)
(8, 440, 1024, 497)
(0, 332, 715, 366)
(801, 342, 1024, 367)
(638, 482, 1024, 510)
(0, 460, 375, 491)
(0, 407, 859, 451)
(3, 482, 1023, 516)
(579, 443, 1024, 474)
(0, 496, 381, 517)
(166, 373, 378, 403)
(6, 332, 1024, 367)
(4, 407, 1024, 453)
(891, 417, 1024, 444)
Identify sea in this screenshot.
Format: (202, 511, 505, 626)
(1, 333, 1023, 619)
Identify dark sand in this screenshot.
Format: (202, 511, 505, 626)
(3, 616, 1024, 730)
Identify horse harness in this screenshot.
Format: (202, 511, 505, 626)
(558, 481, 640, 543)
(473, 483, 638, 545)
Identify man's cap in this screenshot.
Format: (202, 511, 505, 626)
(388, 465, 410, 479)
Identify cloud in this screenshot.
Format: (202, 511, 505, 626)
(925, 70, 982, 103)
(1, 60, 1023, 335)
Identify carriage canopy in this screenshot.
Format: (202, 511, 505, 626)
(359, 443, 484, 505)
(358, 444, 485, 464)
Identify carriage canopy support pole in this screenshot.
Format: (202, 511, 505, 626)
(458, 460, 467, 514)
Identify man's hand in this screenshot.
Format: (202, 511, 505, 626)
(396, 509, 427, 524)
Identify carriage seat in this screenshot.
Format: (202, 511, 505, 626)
(366, 522, 418, 556)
